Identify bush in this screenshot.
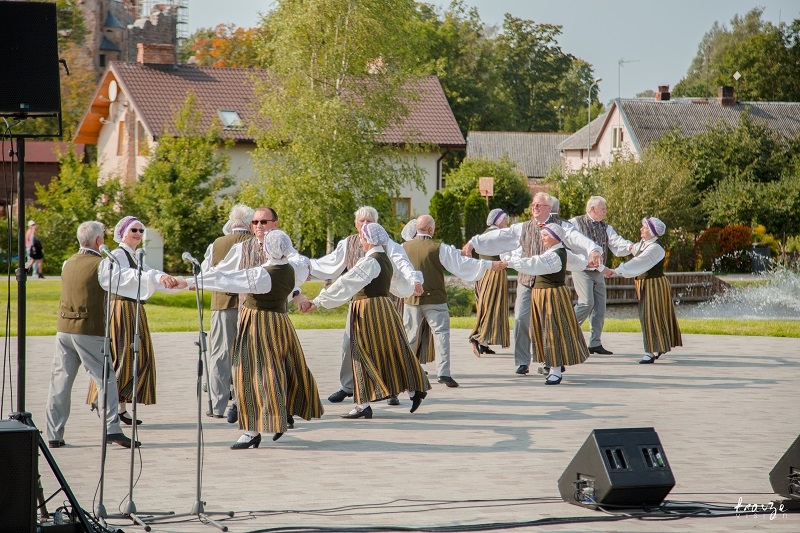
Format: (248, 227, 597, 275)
(716, 225, 752, 273)
(463, 189, 488, 242)
(444, 156, 531, 216)
(429, 189, 463, 247)
(665, 227, 698, 272)
(752, 224, 780, 255)
(697, 227, 721, 271)
(447, 284, 475, 317)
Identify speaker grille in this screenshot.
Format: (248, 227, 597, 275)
(0, 420, 38, 532)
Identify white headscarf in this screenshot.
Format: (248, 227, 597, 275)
(542, 222, 565, 243)
(361, 223, 390, 246)
(263, 230, 293, 260)
(401, 219, 417, 242)
(642, 217, 667, 237)
(486, 208, 508, 227)
(113, 216, 144, 244)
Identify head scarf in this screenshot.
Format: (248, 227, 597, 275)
(113, 216, 144, 244)
(541, 222, 565, 243)
(361, 223, 390, 246)
(263, 230, 293, 260)
(486, 208, 507, 227)
(401, 219, 417, 242)
(642, 217, 666, 237)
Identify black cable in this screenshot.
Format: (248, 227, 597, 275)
(1, 128, 17, 418)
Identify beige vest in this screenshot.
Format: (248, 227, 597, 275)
(403, 237, 446, 305)
(211, 231, 252, 310)
(57, 252, 106, 336)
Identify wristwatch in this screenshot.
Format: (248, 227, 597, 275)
(292, 289, 301, 298)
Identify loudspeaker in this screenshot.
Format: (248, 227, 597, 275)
(769, 434, 800, 500)
(0, 1, 61, 117)
(558, 427, 675, 509)
(0, 419, 38, 532)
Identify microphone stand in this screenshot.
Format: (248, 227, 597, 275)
(147, 258, 233, 530)
(95, 254, 114, 528)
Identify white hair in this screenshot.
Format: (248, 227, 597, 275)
(551, 197, 560, 214)
(228, 204, 255, 229)
(354, 206, 379, 223)
(586, 196, 607, 214)
(77, 221, 104, 248)
(533, 192, 554, 207)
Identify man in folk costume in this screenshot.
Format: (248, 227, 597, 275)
(462, 192, 602, 376)
(507, 223, 590, 384)
(403, 215, 506, 388)
(310, 206, 423, 406)
(46, 221, 139, 449)
(192, 230, 323, 448)
(569, 196, 634, 356)
(607, 217, 682, 364)
(308, 223, 430, 419)
(469, 208, 511, 356)
(199, 204, 254, 420)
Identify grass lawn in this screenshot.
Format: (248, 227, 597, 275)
(3, 279, 799, 338)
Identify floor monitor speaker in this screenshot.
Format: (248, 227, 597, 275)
(0, 419, 38, 532)
(769, 434, 800, 500)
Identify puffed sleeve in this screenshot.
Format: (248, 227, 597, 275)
(312, 256, 380, 309)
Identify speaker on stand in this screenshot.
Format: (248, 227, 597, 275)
(769, 433, 800, 510)
(0, 420, 37, 532)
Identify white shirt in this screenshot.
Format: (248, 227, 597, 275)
(193, 258, 308, 299)
(413, 236, 494, 283)
(613, 238, 666, 278)
(568, 216, 634, 272)
(507, 243, 589, 276)
(310, 236, 423, 284)
(468, 217, 602, 259)
(97, 243, 178, 300)
(200, 228, 251, 271)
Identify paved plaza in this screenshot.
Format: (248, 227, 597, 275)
(8, 329, 800, 532)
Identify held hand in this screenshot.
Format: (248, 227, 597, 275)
(491, 261, 507, 271)
(461, 242, 474, 257)
(413, 282, 424, 296)
(174, 277, 189, 290)
(304, 303, 317, 313)
(587, 251, 602, 269)
(294, 293, 311, 311)
(159, 274, 176, 289)
(603, 269, 615, 279)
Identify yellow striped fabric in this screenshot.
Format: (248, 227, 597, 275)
(635, 277, 683, 354)
(470, 269, 510, 349)
(530, 286, 590, 367)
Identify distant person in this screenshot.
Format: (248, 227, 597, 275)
(25, 220, 45, 278)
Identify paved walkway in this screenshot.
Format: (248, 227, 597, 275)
(8, 330, 799, 532)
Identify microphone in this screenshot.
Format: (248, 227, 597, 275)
(99, 244, 119, 264)
(182, 251, 201, 268)
(137, 248, 145, 271)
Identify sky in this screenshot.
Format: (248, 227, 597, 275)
(187, 0, 800, 101)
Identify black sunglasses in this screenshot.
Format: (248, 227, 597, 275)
(129, 228, 145, 233)
(252, 219, 276, 225)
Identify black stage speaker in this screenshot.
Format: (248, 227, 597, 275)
(769, 434, 800, 500)
(558, 427, 675, 509)
(0, 1, 61, 117)
(0, 419, 38, 533)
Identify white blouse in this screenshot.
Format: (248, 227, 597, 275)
(191, 258, 308, 298)
(206, 237, 309, 293)
(310, 236, 423, 284)
(469, 218, 602, 259)
(97, 244, 178, 300)
(613, 238, 666, 278)
(507, 243, 589, 276)
(430, 238, 494, 282)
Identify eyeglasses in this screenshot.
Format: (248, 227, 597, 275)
(129, 228, 145, 234)
(252, 219, 276, 225)
(532, 204, 551, 209)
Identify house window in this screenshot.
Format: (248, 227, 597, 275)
(393, 198, 411, 221)
(137, 121, 148, 155)
(612, 126, 624, 150)
(117, 121, 125, 156)
(218, 110, 243, 129)
(99, 54, 106, 68)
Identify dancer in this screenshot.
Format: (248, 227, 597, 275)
(307, 223, 430, 419)
(606, 217, 682, 363)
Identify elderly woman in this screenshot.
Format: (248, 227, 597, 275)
(607, 217, 682, 364)
(308, 223, 430, 419)
(507, 223, 590, 385)
(88, 216, 185, 425)
(199, 230, 323, 448)
(469, 208, 511, 356)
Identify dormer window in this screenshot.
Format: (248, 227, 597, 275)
(218, 110, 243, 130)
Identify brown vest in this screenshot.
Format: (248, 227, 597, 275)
(573, 214, 608, 257)
(58, 251, 106, 336)
(517, 220, 545, 288)
(403, 237, 447, 305)
(478, 226, 501, 261)
(532, 247, 567, 289)
(353, 252, 393, 300)
(244, 263, 296, 312)
(636, 239, 665, 280)
(211, 231, 252, 310)
(344, 234, 364, 270)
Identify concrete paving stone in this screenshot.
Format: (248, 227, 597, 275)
(4, 330, 799, 532)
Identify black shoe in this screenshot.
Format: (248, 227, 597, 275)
(588, 345, 613, 355)
(328, 389, 354, 403)
(227, 404, 238, 424)
(639, 355, 656, 364)
(107, 432, 141, 448)
(231, 433, 261, 449)
(119, 411, 142, 426)
(273, 432, 284, 442)
(469, 338, 481, 357)
(545, 375, 562, 385)
(287, 415, 294, 429)
(342, 406, 373, 419)
(515, 365, 529, 375)
(387, 395, 400, 406)
(410, 391, 427, 413)
(481, 345, 496, 354)
(438, 376, 459, 388)
(206, 410, 224, 418)
(48, 439, 65, 448)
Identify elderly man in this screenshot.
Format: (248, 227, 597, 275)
(404, 215, 506, 387)
(462, 192, 602, 376)
(311, 206, 423, 405)
(569, 196, 633, 355)
(200, 204, 254, 419)
(45, 221, 138, 449)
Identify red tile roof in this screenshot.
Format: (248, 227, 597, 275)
(21, 142, 85, 163)
(76, 63, 465, 148)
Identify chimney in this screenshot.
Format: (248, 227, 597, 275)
(137, 43, 175, 65)
(717, 85, 735, 106)
(655, 85, 670, 101)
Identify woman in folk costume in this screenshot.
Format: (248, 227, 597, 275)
(469, 208, 511, 356)
(198, 230, 323, 448)
(88, 216, 186, 424)
(507, 223, 590, 385)
(308, 223, 431, 419)
(608, 217, 682, 364)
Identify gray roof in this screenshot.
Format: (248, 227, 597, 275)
(99, 37, 120, 52)
(466, 131, 571, 178)
(557, 111, 608, 151)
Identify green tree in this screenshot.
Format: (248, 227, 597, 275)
(463, 188, 489, 242)
(124, 94, 234, 272)
(429, 189, 463, 247)
(444, 156, 531, 216)
(245, 0, 427, 253)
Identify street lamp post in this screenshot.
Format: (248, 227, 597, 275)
(587, 78, 602, 168)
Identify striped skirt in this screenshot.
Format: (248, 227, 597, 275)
(530, 286, 590, 367)
(232, 307, 323, 434)
(392, 293, 436, 364)
(470, 269, 510, 348)
(350, 296, 431, 404)
(87, 299, 156, 405)
(635, 277, 683, 354)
